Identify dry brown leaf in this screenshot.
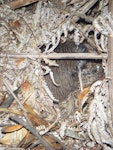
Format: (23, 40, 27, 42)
(21, 80, 36, 106)
(78, 86, 90, 100)
(24, 104, 48, 127)
(0, 128, 28, 145)
(2, 125, 23, 133)
(28, 113, 48, 127)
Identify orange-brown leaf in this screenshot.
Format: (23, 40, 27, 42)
(2, 125, 23, 133)
(78, 86, 90, 100)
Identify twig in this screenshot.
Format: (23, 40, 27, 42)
(10, 115, 55, 150)
(3, 79, 26, 113)
(7, 0, 41, 10)
(3, 79, 32, 126)
(0, 53, 107, 60)
(0, 87, 20, 108)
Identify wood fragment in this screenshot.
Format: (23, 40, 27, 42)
(7, 0, 41, 10)
(10, 115, 55, 150)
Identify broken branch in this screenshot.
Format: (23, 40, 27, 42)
(10, 115, 55, 150)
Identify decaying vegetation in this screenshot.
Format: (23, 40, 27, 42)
(0, 0, 113, 149)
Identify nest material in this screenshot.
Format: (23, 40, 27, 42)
(0, 0, 113, 149)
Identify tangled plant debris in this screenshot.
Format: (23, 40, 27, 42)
(0, 0, 113, 149)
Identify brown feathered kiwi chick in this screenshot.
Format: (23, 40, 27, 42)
(43, 40, 87, 101)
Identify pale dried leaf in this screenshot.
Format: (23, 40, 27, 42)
(0, 128, 28, 145)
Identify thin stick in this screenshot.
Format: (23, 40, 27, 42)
(3, 79, 32, 125)
(3, 80, 26, 112)
(0, 87, 20, 108)
(10, 115, 55, 150)
(7, 0, 41, 10)
(0, 53, 107, 60)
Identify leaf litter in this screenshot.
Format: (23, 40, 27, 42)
(0, 0, 113, 149)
